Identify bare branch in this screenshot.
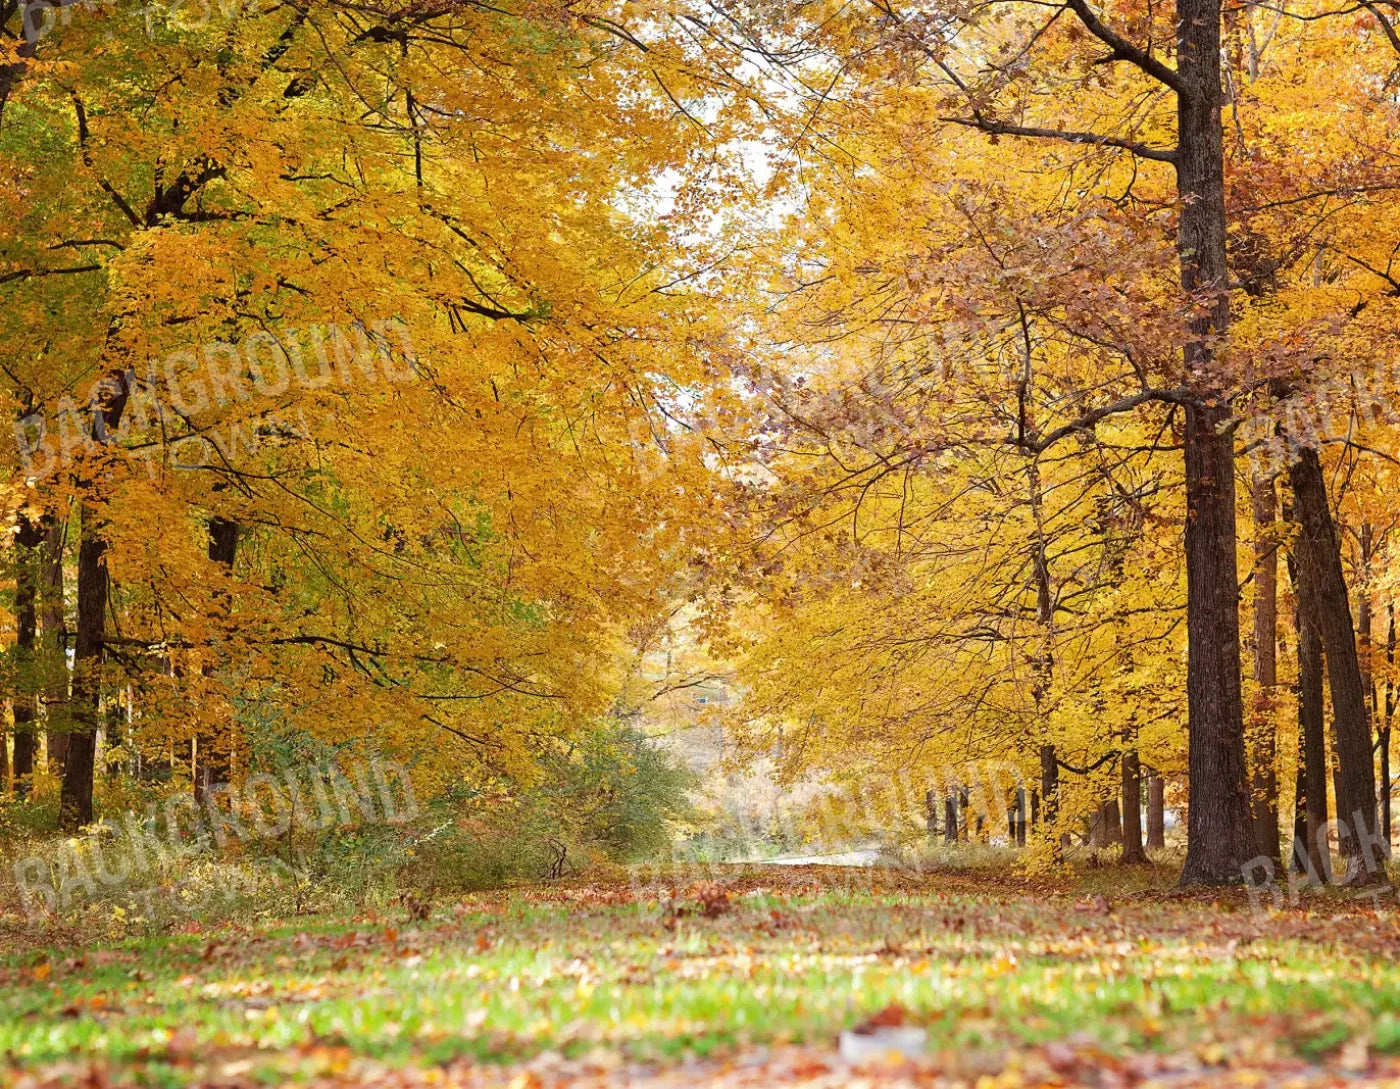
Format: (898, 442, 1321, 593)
(942, 114, 1178, 163)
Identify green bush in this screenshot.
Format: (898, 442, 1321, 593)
(403, 724, 697, 893)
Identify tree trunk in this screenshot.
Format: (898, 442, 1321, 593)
(1290, 756, 1309, 875)
(10, 516, 44, 796)
(1121, 749, 1148, 863)
(1147, 773, 1165, 848)
(1103, 798, 1122, 844)
(1040, 744, 1060, 856)
(1359, 524, 1375, 720)
(944, 792, 958, 844)
(1289, 542, 1332, 883)
(104, 694, 126, 779)
(1174, 0, 1255, 884)
(41, 516, 68, 776)
(1289, 448, 1383, 883)
(194, 517, 238, 803)
(925, 788, 939, 839)
(1039, 744, 1058, 822)
(1384, 602, 1395, 846)
(1092, 799, 1122, 848)
(1249, 475, 1282, 867)
(59, 508, 107, 831)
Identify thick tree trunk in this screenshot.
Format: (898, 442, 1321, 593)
(10, 516, 44, 795)
(1289, 448, 1383, 883)
(1249, 476, 1282, 866)
(1121, 749, 1148, 864)
(1147, 773, 1165, 849)
(944, 792, 958, 844)
(59, 509, 108, 831)
(41, 517, 68, 776)
(1175, 0, 1255, 884)
(1290, 544, 1332, 883)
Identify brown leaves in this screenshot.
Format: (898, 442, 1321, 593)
(851, 1004, 910, 1033)
(662, 882, 734, 928)
(398, 893, 432, 923)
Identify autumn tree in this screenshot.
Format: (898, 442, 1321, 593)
(712, 0, 1400, 883)
(0, 0, 747, 825)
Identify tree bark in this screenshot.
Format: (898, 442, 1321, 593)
(944, 792, 958, 844)
(1039, 744, 1058, 822)
(1175, 0, 1256, 884)
(1289, 448, 1383, 882)
(194, 517, 238, 802)
(41, 517, 68, 776)
(1092, 799, 1122, 848)
(1359, 524, 1375, 720)
(1384, 602, 1395, 846)
(1039, 744, 1061, 856)
(1121, 749, 1148, 863)
(10, 516, 44, 795)
(1147, 772, 1165, 848)
(59, 508, 108, 831)
(1290, 755, 1309, 875)
(1288, 542, 1331, 882)
(1104, 798, 1122, 844)
(1249, 476, 1282, 866)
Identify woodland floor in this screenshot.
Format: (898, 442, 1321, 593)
(6, 865, 1400, 1087)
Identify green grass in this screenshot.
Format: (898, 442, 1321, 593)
(3, 866, 1398, 1084)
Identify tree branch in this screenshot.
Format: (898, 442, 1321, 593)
(1063, 0, 1188, 94)
(942, 114, 1177, 164)
(1359, 0, 1400, 53)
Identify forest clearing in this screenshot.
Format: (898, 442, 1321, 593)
(8, 866, 1400, 1088)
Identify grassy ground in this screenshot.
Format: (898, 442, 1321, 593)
(6, 864, 1400, 1087)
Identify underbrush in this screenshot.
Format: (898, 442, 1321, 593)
(0, 724, 698, 944)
